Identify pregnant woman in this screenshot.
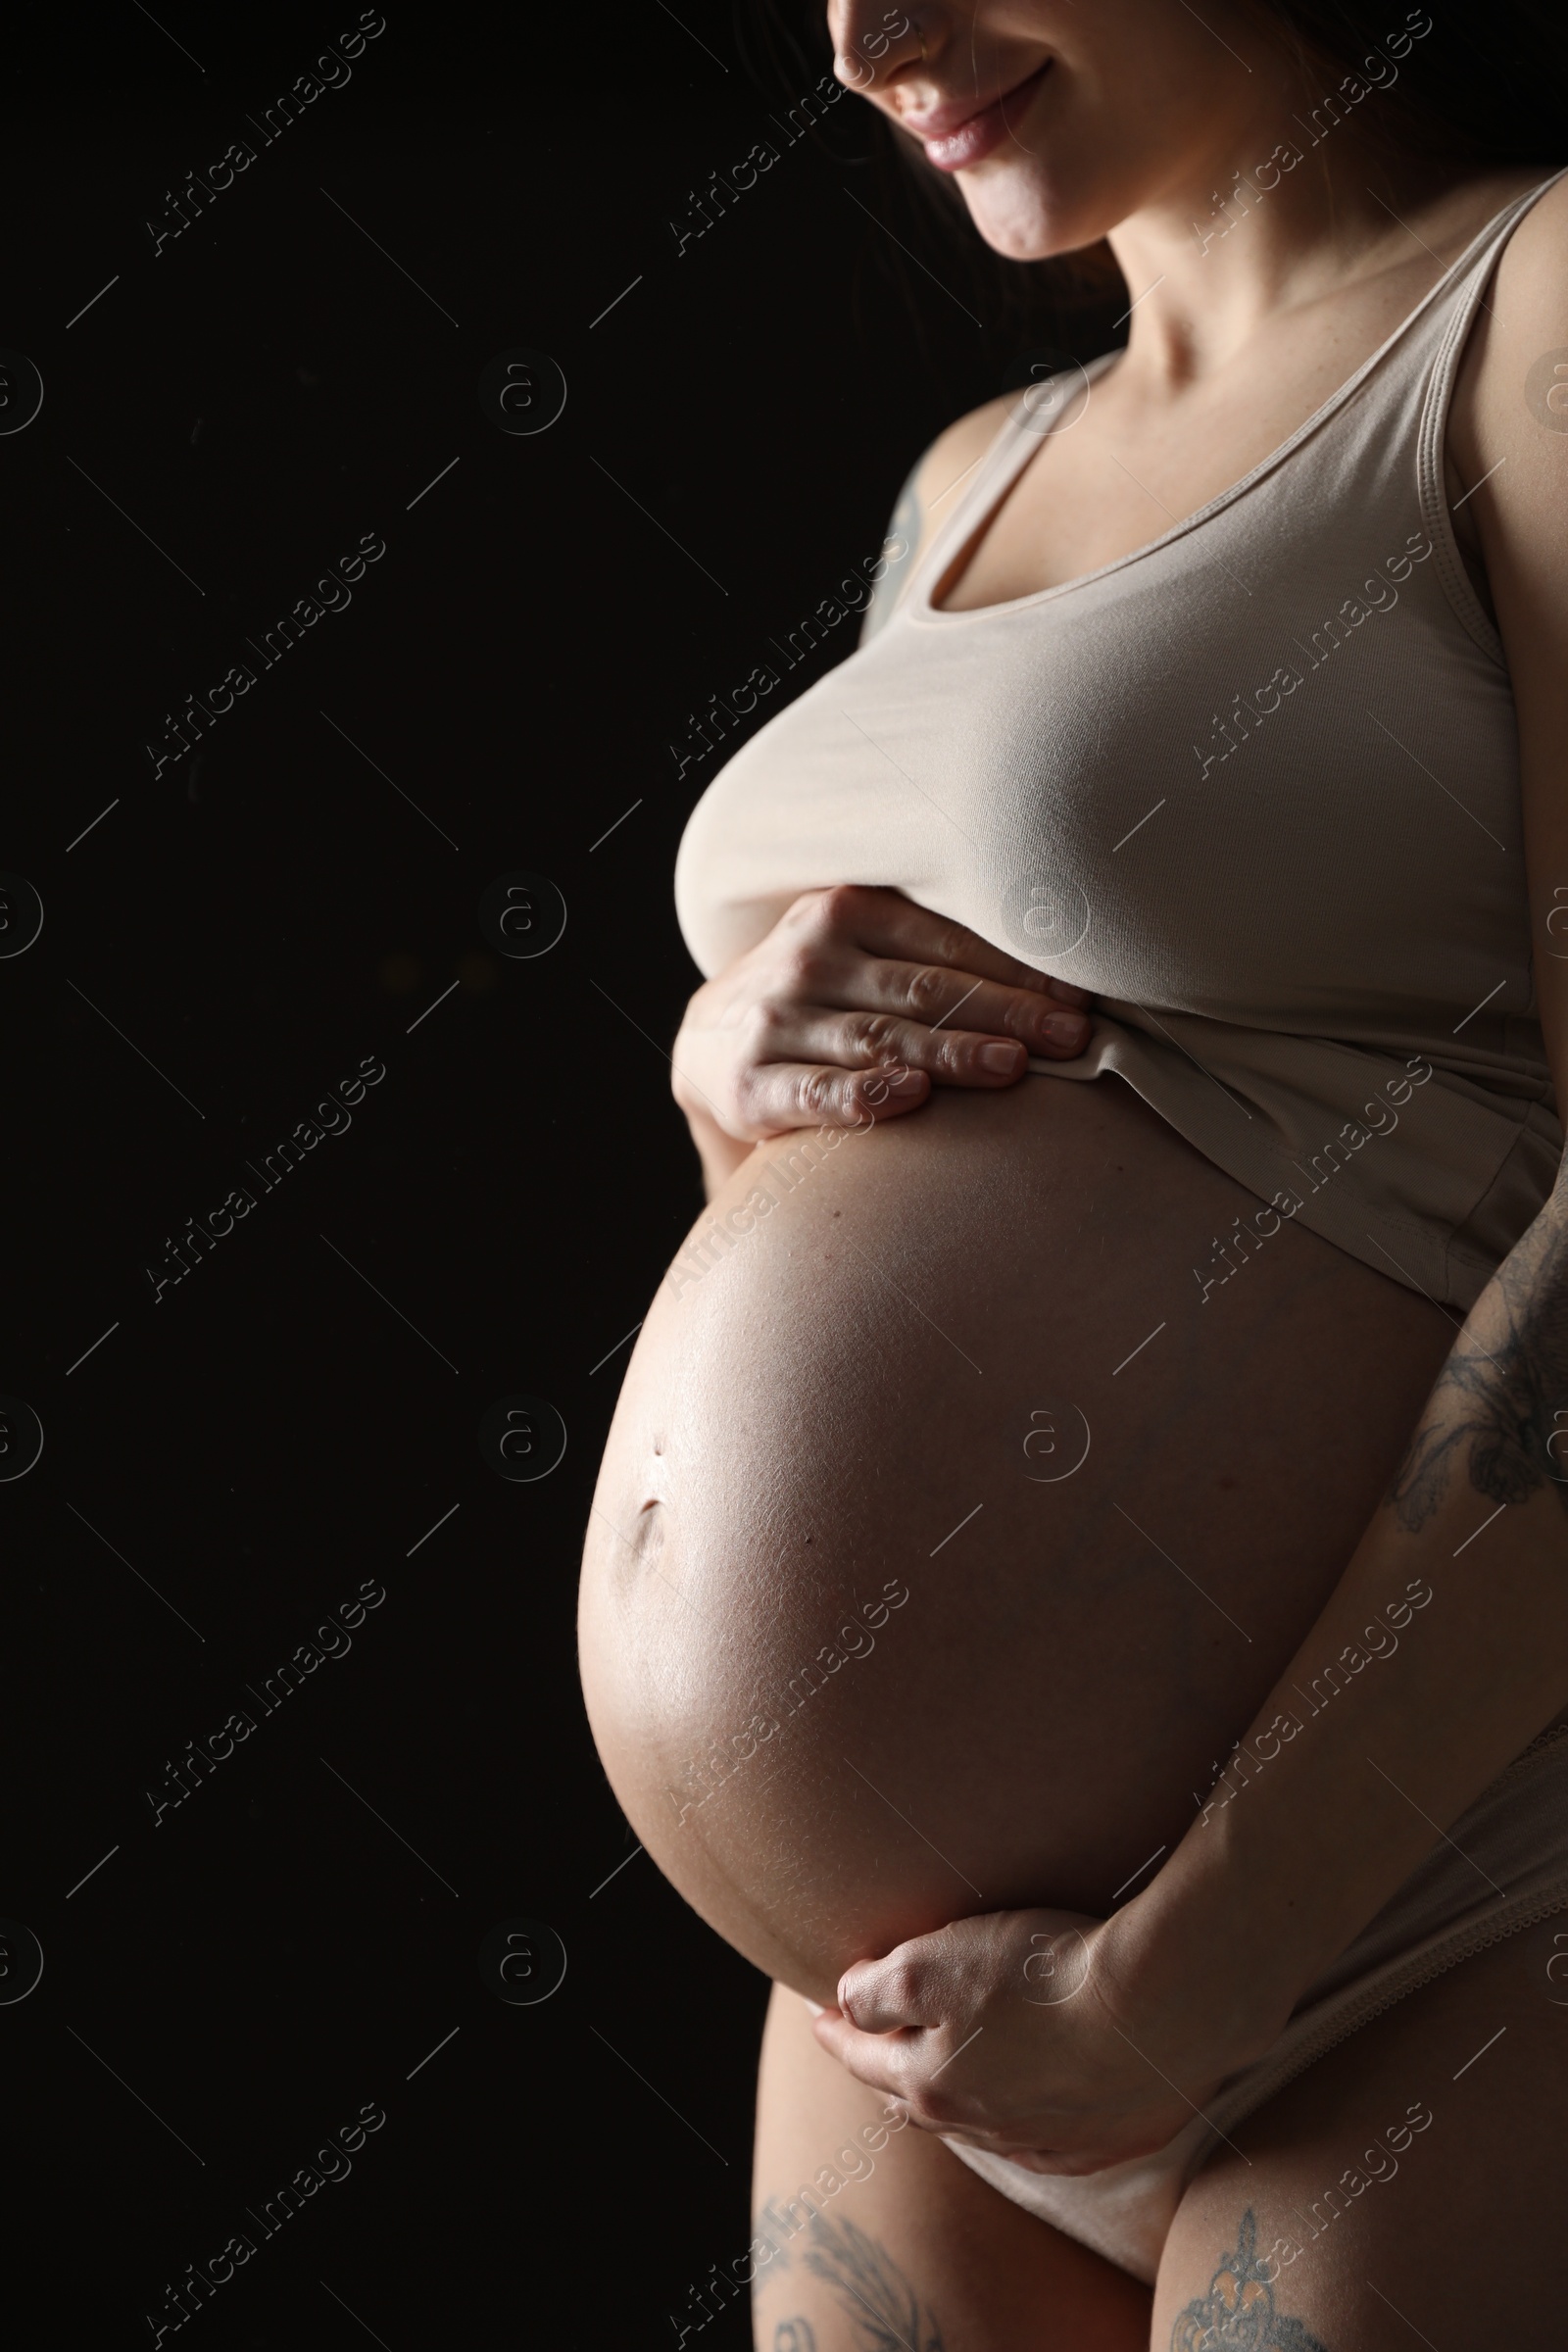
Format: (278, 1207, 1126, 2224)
(580, 2, 1568, 2342)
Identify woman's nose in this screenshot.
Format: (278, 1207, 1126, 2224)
(830, 2, 936, 96)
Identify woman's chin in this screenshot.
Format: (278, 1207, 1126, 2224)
(958, 175, 1099, 265)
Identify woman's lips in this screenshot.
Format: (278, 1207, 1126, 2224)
(915, 62, 1052, 172)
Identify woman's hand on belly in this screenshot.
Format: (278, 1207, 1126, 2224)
(810, 1901, 1278, 2180)
(672, 885, 1092, 1185)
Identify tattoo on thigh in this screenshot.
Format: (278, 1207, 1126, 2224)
(1171, 2210, 1327, 2351)
(1389, 1201, 1568, 1529)
(798, 2212, 946, 2351)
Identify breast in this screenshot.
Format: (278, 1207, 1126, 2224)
(673, 532, 1528, 1049)
(578, 1077, 1450, 2003)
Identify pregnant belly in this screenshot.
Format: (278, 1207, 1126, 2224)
(578, 1076, 1450, 2004)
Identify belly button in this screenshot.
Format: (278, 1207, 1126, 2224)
(620, 1498, 665, 1577)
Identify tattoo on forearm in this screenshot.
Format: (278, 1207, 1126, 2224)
(1171, 2211, 1328, 2351)
(859, 467, 923, 647)
(796, 2213, 946, 2350)
(1388, 1197, 1568, 1529)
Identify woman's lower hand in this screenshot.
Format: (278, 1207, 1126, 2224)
(809, 1902, 1276, 2178)
(671, 884, 1093, 1146)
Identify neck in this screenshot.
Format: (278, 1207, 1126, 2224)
(1104, 79, 1492, 385)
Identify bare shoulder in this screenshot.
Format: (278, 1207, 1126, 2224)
(859, 392, 1015, 643)
(1457, 169, 1568, 464)
(1451, 172, 1568, 614)
(1485, 164, 1568, 319)
(1454, 167, 1568, 1089)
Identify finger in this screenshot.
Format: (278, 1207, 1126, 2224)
(837, 1946, 945, 2034)
(823, 960, 1092, 1060)
(812, 2017, 1016, 2143)
(784, 1009, 1037, 1088)
(998, 2144, 1080, 2175)
(807, 886, 1062, 996)
(731, 1058, 929, 1139)
(809, 2009, 915, 2099)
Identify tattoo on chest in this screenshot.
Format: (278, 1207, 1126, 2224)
(1388, 1199, 1568, 1529)
(1171, 2210, 1328, 2350)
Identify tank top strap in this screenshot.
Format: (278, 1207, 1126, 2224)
(1426, 164, 1568, 317)
(1413, 165, 1568, 661)
(908, 351, 1120, 605)
(1361, 165, 1568, 400)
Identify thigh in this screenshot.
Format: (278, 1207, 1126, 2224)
(1153, 1914, 1568, 2350)
(750, 1980, 1152, 2352)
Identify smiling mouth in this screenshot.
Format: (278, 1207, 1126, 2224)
(915, 61, 1053, 172)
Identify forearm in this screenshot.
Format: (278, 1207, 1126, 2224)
(1120, 1179, 1568, 2052)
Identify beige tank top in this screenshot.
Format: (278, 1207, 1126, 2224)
(675, 172, 1566, 1310)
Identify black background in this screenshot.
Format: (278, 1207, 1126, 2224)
(5, 3, 1115, 2341)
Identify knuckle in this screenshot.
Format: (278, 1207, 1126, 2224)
(728, 1067, 765, 1126)
(933, 921, 974, 967)
(880, 1959, 923, 2015)
(904, 964, 949, 1020)
(918, 2084, 962, 2129)
(817, 882, 868, 935)
(742, 1001, 788, 1057)
(785, 887, 831, 930)
(774, 944, 821, 1000)
(797, 1068, 836, 1121)
(844, 1010, 900, 1059)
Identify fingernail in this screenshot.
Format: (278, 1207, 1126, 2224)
(803, 1997, 826, 2017)
(885, 1069, 924, 1096)
(1045, 1013, 1089, 1048)
(980, 1041, 1023, 1074)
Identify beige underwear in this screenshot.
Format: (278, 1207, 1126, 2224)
(946, 1714, 1568, 2282)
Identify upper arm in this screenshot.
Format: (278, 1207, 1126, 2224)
(858, 393, 1014, 645)
(1455, 175, 1568, 1115)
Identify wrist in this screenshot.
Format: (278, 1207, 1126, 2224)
(1098, 1833, 1302, 2079)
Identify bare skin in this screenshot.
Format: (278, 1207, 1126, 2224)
(753, 1916, 1568, 2348)
(580, 2, 1568, 2340)
(881, 167, 1534, 617)
(752, 1982, 1153, 2350)
(580, 1079, 1451, 1995)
